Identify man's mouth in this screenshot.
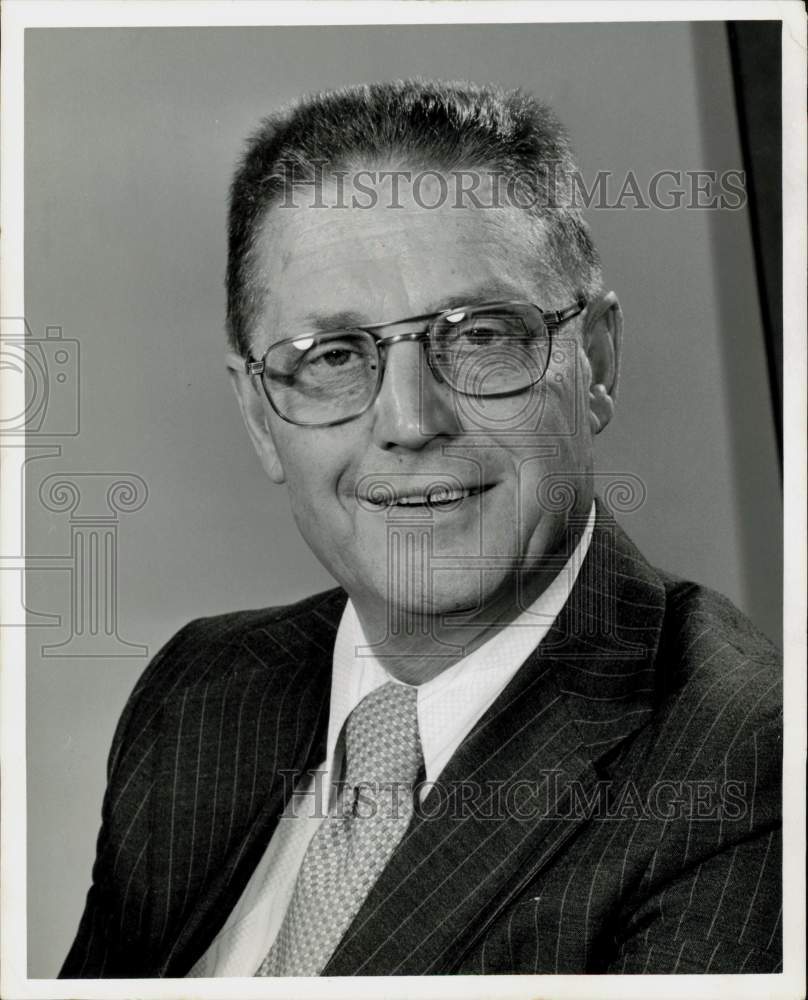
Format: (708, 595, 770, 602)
(357, 482, 494, 510)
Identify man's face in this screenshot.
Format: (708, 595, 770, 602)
(231, 171, 617, 620)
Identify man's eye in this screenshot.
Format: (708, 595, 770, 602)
(306, 347, 356, 367)
(462, 324, 503, 342)
(303, 341, 363, 368)
(455, 319, 513, 343)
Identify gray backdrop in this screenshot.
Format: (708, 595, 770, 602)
(23, 23, 781, 976)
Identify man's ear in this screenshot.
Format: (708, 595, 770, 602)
(225, 351, 286, 484)
(582, 291, 622, 435)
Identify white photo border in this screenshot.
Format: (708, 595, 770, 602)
(2, 3, 804, 999)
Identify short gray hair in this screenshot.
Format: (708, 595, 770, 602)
(227, 78, 601, 355)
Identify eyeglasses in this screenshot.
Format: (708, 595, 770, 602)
(245, 297, 586, 428)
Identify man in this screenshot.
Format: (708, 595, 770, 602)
(61, 80, 781, 978)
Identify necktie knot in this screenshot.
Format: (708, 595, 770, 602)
(343, 681, 422, 791)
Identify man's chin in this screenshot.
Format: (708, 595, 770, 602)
(346, 561, 518, 618)
(381, 579, 502, 622)
(345, 573, 480, 617)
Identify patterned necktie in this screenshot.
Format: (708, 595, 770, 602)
(256, 680, 423, 977)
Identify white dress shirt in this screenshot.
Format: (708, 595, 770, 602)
(188, 503, 595, 977)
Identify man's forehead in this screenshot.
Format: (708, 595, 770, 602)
(262, 183, 536, 272)
(257, 208, 535, 320)
(246, 167, 569, 347)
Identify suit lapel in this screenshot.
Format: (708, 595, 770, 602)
(150, 591, 347, 976)
(324, 504, 667, 975)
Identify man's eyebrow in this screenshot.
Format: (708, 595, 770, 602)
(303, 309, 368, 332)
(299, 283, 532, 331)
(428, 282, 530, 312)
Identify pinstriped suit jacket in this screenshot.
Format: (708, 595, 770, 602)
(60, 506, 782, 977)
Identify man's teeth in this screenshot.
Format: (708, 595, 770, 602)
(393, 487, 475, 505)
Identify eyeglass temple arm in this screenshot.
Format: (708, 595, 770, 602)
(543, 296, 587, 330)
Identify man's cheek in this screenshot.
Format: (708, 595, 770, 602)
(545, 340, 589, 433)
(533, 379, 580, 439)
(291, 477, 353, 547)
(520, 436, 591, 524)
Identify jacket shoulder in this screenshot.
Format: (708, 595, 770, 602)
(645, 573, 782, 779)
(660, 572, 780, 665)
(657, 575, 781, 701)
(162, 586, 347, 650)
(137, 585, 345, 690)
(105, 586, 346, 775)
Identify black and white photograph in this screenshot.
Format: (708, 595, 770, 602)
(1, 2, 804, 998)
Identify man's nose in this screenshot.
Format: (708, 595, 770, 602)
(370, 339, 461, 450)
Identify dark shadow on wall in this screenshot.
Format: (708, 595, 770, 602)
(690, 21, 783, 647)
(727, 21, 783, 471)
